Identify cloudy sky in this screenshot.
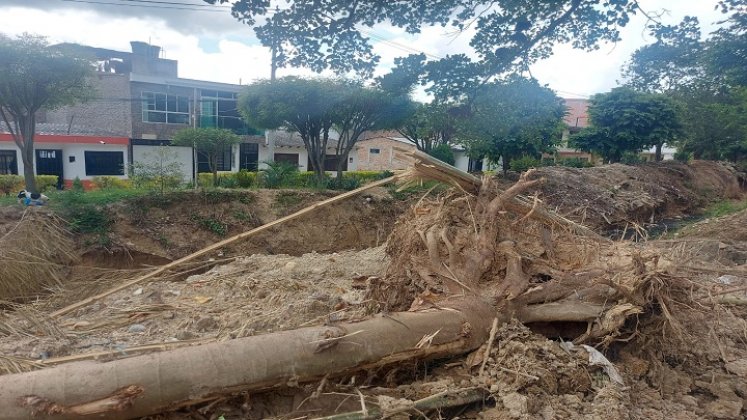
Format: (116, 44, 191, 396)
(0, 0, 726, 99)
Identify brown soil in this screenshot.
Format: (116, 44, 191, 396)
(514, 160, 744, 234)
(102, 188, 406, 261)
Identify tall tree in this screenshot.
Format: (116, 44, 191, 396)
(332, 84, 412, 180)
(570, 87, 684, 162)
(172, 127, 241, 187)
(0, 33, 93, 193)
(458, 77, 565, 173)
(238, 77, 341, 180)
(206, 0, 666, 79)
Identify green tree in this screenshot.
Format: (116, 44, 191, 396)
(397, 102, 461, 153)
(0, 33, 93, 193)
(458, 77, 565, 173)
(238, 77, 341, 181)
(332, 84, 412, 180)
(172, 127, 240, 187)
(570, 88, 684, 162)
(207, 0, 668, 79)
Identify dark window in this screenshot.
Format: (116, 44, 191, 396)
(467, 157, 484, 173)
(142, 92, 191, 124)
(0, 150, 18, 175)
(197, 145, 233, 173)
(199, 89, 257, 135)
(369, 148, 380, 154)
(274, 153, 299, 166)
(85, 151, 124, 176)
(307, 155, 347, 172)
(239, 143, 259, 171)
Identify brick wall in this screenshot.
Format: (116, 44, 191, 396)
(355, 138, 413, 171)
(44, 74, 132, 137)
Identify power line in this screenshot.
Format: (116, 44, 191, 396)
(60, 0, 228, 12)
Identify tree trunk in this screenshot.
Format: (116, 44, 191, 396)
(655, 143, 663, 162)
(0, 300, 494, 419)
(18, 115, 38, 193)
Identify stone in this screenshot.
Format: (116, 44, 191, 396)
(175, 330, 197, 340)
(502, 392, 528, 418)
(705, 399, 743, 419)
(128, 324, 146, 333)
(195, 316, 218, 332)
(725, 359, 747, 376)
(283, 261, 297, 272)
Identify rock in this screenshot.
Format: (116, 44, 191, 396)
(501, 392, 528, 418)
(128, 324, 146, 333)
(132, 287, 143, 296)
(162, 311, 175, 320)
(725, 359, 747, 376)
(310, 291, 330, 301)
(195, 316, 218, 332)
(706, 399, 743, 419)
(175, 330, 197, 340)
(283, 261, 297, 272)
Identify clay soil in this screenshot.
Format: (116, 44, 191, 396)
(0, 162, 746, 419)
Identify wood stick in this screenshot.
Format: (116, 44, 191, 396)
(50, 176, 400, 318)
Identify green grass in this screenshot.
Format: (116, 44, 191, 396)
(702, 198, 747, 218)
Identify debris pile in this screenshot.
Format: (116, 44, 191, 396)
(0, 152, 745, 419)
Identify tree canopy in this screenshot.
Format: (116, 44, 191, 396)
(458, 77, 565, 172)
(570, 87, 684, 163)
(239, 77, 340, 180)
(205, 0, 671, 80)
(172, 127, 241, 187)
(0, 33, 93, 192)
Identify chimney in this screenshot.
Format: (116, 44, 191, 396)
(130, 41, 161, 58)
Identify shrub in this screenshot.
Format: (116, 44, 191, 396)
(35, 175, 59, 192)
(0, 175, 23, 196)
(261, 161, 299, 189)
(509, 156, 541, 173)
(235, 169, 257, 188)
(620, 152, 643, 165)
(559, 157, 593, 168)
(71, 177, 85, 192)
(428, 144, 456, 165)
(92, 176, 131, 190)
(328, 176, 361, 191)
(674, 150, 692, 163)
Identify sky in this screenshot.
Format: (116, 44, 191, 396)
(0, 0, 727, 100)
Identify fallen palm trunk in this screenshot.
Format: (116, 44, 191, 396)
(0, 299, 494, 419)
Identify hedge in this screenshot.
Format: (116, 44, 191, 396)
(92, 176, 132, 190)
(0, 174, 58, 195)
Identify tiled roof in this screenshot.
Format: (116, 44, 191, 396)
(0, 122, 125, 137)
(267, 130, 340, 149)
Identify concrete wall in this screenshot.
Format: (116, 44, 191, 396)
(453, 151, 470, 172)
(132, 144, 193, 182)
(44, 74, 132, 137)
(0, 141, 128, 183)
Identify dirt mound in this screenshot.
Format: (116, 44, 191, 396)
(518, 161, 743, 234)
(104, 188, 406, 260)
(679, 208, 747, 243)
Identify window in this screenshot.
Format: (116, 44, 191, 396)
(142, 92, 190, 124)
(274, 153, 299, 166)
(199, 89, 257, 135)
(85, 151, 124, 176)
(0, 150, 17, 175)
(197, 145, 233, 172)
(307, 155, 347, 172)
(369, 148, 381, 154)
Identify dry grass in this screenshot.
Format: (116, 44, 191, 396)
(0, 210, 78, 302)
